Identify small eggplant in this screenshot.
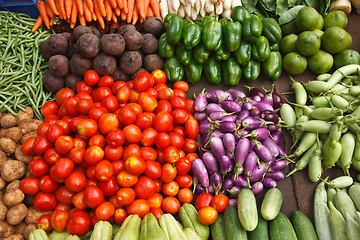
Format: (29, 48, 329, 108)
(196, 184, 207, 195)
(192, 158, 209, 188)
(208, 184, 215, 195)
(194, 111, 208, 122)
(214, 120, 237, 133)
(223, 133, 236, 152)
(270, 130, 282, 145)
(249, 162, 267, 182)
(206, 103, 225, 114)
(266, 171, 285, 180)
(220, 100, 242, 113)
(261, 110, 279, 124)
(236, 110, 251, 124)
(232, 174, 248, 188)
(202, 152, 219, 172)
(206, 90, 227, 103)
(210, 172, 222, 195)
(242, 101, 253, 111)
(226, 150, 234, 159)
(228, 160, 235, 173)
(251, 182, 264, 195)
(228, 89, 246, 100)
(263, 85, 275, 107)
(234, 138, 250, 176)
(250, 107, 261, 117)
(228, 186, 241, 198)
(252, 95, 262, 101)
(199, 119, 212, 135)
(247, 87, 265, 98)
(229, 198, 238, 208)
(209, 111, 233, 121)
(220, 178, 234, 194)
(272, 91, 283, 108)
(249, 141, 256, 152)
(234, 129, 250, 141)
(224, 91, 233, 100)
(278, 146, 286, 158)
(254, 141, 274, 162)
(263, 177, 277, 188)
(194, 89, 207, 112)
(222, 115, 237, 122)
(211, 129, 226, 139)
(251, 100, 274, 112)
(210, 137, 226, 160)
(269, 160, 288, 172)
(268, 124, 280, 132)
(262, 137, 280, 158)
(242, 116, 271, 130)
(220, 155, 232, 174)
(244, 151, 259, 178)
(244, 128, 270, 141)
(201, 132, 211, 149)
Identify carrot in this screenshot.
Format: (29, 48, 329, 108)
(150, 0, 159, 18)
(116, 0, 122, 10)
(121, 8, 126, 20)
(146, 5, 154, 18)
(49, 15, 56, 26)
(136, 0, 144, 19)
(94, 0, 105, 29)
(83, 0, 92, 21)
(126, 0, 135, 23)
(108, 0, 117, 9)
(112, 9, 118, 22)
(58, 0, 67, 19)
(115, 6, 121, 15)
(47, 0, 59, 15)
(37, 1, 50, 29)
(76, 0, 84, 16)
(70, 0, 78, 28)
(65, 0, 73, 19)
(46, 1, 55, 19)
(98, 0, 106, 17)
(79, 14, 86, 25)
(92, 10, 97, 20)
(110, 21, 120, 30)
(143, 0, 150, 20)
(132, 2, 138, 25)
(86, 0, 94, 13)
(104, 0, 112, 21)
(31, 15, 43, 32)
(123, 0, 128, 13)
(55, 0, 64, 19)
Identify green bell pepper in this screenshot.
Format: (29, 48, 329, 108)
(270, 42, 279, 51)
(204, 56, 222, 85)
(158, 33, 175, 58)
(164, 13, 177, 30)
(262, 51, 282, 81)
(182, 21, 202, 49)
(166, 14, 184, 45)
(202, 20, 222, 51)
(184, 57, 203, 84)
(175, 43, 192, 65)
(196, 15, 216, 30)
(262, 18, 282, 44)
(242, 59, 261, 82)
(214, 40, 231, 61)
(231, 5, 251, 23)
(163, 57, 184, 82)
(242, 15, 263, 43)
(193, 42, 211, 64)
(222, 19, 242, 52)
(233, 39, 251, 65)
(251, 36, 271, 61)
(222, 57, 242, 86)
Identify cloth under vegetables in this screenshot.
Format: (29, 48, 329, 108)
(0, 11, 53, 119)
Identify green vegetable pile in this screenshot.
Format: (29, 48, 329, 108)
(0, 11, 53, 119)
(159, 6, 283, 85)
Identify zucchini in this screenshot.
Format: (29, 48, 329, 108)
(210, 212, 227, 240)
(224, 206, 248, 240)
(238, 188, 258, 231)
(248, 211, 269, 240)
(269, 212, 298, 240)
(261, 188, 283, 221)
(292, 211, 318, 240)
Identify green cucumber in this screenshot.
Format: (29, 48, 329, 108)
(238, 188, 258, 231)
(210, 212, 227, 240)
(269, 212, 298, 240)
(224, 206, 248, 240)
(292, 211, 318, 240)
(248, 211, 269, 240)
(261, 188, 283, 221)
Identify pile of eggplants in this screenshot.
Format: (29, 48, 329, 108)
(192, 87, 288, 205)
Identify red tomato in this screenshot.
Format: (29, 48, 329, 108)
(116, 187, 136, 205)
(57, 104, 68, 118)
(65, 171, 87, 192)
(64, 97, 80, 116)
(125, 155, 146, 175)
(184, 99, 195, 114)
(210, 194, 230, 213)
(126, 199, 151, 218)
(133, 175, 156, 199)
(160, 163, 177, 183)
(150, 207, 164, 221)
(140, 147, 157, 161)
(158, 88, 173, 101)
(76, 81, 93, 94)
(171, 109, 188, 125)
(76, 99, 94, 115)
(123, 124, 142, 144)
(44, 114, 60, 125)
(98, 75, 114, 88)
(84, 185, 105, 209)
(98, 113, 119, 135)
(111, 81, 126, 95)
(169, 96, 186, 109)
(137, 92, 158, 112)
(33, 135, 53, 155)
(163, 146, 180, 164)
(84, 146, 104, 166)
(140, 128, 158, 147)
(104, 145, 123, 161)
(46, 124, 64, 143)
(162, 181, 179, 197)
(133, 72, 151, 92)
(195, 193, 213, 211)
(162, 197, 180, 214)
(116, 170, 138, 188)
(21, 137, 36, 156)
(95, 160, 114, 181)
(97, 176, 119, 197)
(55, 119, 71, 135)
(41, 101, 59, 117)
(55, 88, 76, 106)
(50, 210, 69, 232)
(147, 192, 163, 208)
(198, 206, 218, 225)
(127, 103, 143, 115)
(92, 87, 113, 103)
(68, 147, 85, 164)
(186, 153, 199, 162)
(77, 119, 98, 138)
(154, 112, 173, 133)
(154, 132, 170, 149)
(54, 202, 72, 212)
(154, 178, 163, 193)
(112, 160, 125, 176)
(182, 138, 197, 153)
(28, 158, 50, 177)
(185, 119, 199, 139)
(144, 161, 162, 179)
(66, 210, 92, 236)
(39, 175, 59, 193)
(175, 174, 193, 189)
(69, 116, 87, 133)
(106, 128, 125, 147)
(118, 106, 136, 126)
(178, 188, 193, 204)
(122, 144, 141, 161)
(34, 192, 57, 211)
(173, 89, 186, 100)
(88, 134, 106, 149)
(37, 214, 53, 232)
(175, 158, 191, 175)
(56, 186, 75, 205)
(84, 70, 99, 86)
(76, 92, 92, 100)
(145, 88, 158, 100)
(72, 191, 87, 210)
(37, 123, 51, 136)
(129, 89, 140, 103)
(135, 112, 152, 130)
(173, 81, 189, 92)
(116, 85, 131, 104)
(88, 106, 108, 122)
(52, 158, 74, 179)
(154, 100, 172, 114)
(151, 69, 166, 84)
(95, 202, 115, 220)
(44, 148, 62, 165)
(114, 209, 128, 226)
(102, 95, 119, 113)
(20, 177, 40, 195)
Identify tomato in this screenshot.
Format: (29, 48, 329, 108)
(106, 128, 125, 147)
(133, 175, 156, 199)
(125, 155, 146, 175)
(52, 158, 74, 179)
(95, 160, 114, 181)
(67, 210, 92, 236)
(158, 88, 173, 101)
(111, 81, 126, 95)
(65, 171, 87, 193)
(76, 81, 93, 94)
(135, 112, 152, 130)
(70, 116, 87, 133)
(20, 177, 40, 195)
(140, 128, 158, 147)
(56, 186, 75, 205)
(77, 99, 94, 115)
(72, 191, 87, 210)
(146, 192, 163, 209)
(84, 185, 104, 209)
(41, 101, 59, 117)
(92, 87, 113, 103)
(171, 110, 188, 125)
(86, 165, 96, 180)
(28, 159, 50, 178)
(37, 214, 53, 232)
(39, 175, 59, 193)
(175, 158, 191, 175)
(45, 124, 64, 144)
(162, 197, 180, 214)
(123, 124, 142, 144)
(88, 134, 106, 149)
(33, 135, 53, 155)
(172, 126, 186, 138)
(44, 114, 60, 125)
(98, 75, 114, 88)
(162, 181, 179, 197)
(116, 170, 138, 187)
(37, 123, 51, 136)
(44, 148, 62, 165)
(122, 144, 141, 161)
(126, 199, 151, 218)
(76, 120, 97, 138)
(172, 89, 187, 99)
(153, 178, 163, 193)
(76, 92, 92, 100)
(150, 207, 163, 221)
(160, 163, 177, 183)
(102, 95, 119, 113)
(154, 100, 172, 115)
(151, 69, 166, 84)
(55, 88, 76, 106)
(88, 106, 108, 122)
(185, 119, 199, 139)
(173, 81, 189, 92)
(116, 85, 131, 103)
(145, 88, 158, 100)
(129, 89, 140, 103)
(34, 192, 57, 211)
(64, 97, 80, 116)
(137, 92, 158, 112)
(154, 132, 170, 149)
(198, 206, 218, 225)
(133, 72, 151, 92)
(104, 145, 123, 161)
(210, 194, 230, 213)
(112, 160, 125, 176)
(113, 209, 127, 226)
(116, 187, 136, 205)
(98, 113, 119, 135)
(109, 195, 122, 209)
(163, 146, 180, 164)
(178, 188, 193, 204)
(97, 176, 119, 196)
(184, 99, 195, 114)
(95, 202, 115, 221)
(182, 138, 197, 153)
(140, 147, 157, 161)
(144, 161, 162, 179)
(154, 112, 173, 133)
(57, 104, 68, 118)
(118, 106, 136, 126)
(169, 96, 186, 110)
(68, 147, 85, 164)
(84, 70, 99, 86)
(50, 210, 69, 232)
(54, 202, 72, 212)
(84, 146, 104, 166)
(127, 103, 143, 115)
(195, 193, 213, 211)
(186, 153, 199, 162)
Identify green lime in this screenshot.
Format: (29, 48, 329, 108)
(296, 31, 321, 56)
(324, 10, 348, 29)
(321, 26, 352, 54)
(308, 50, 334, 74)
(280, 34, 298, 55)
(313, 29, 324, 40)
(334, 49, 360, 69)
(283, 52, 307, 75)
(295, 7, 323, 31)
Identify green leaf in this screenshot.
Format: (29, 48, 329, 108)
(305, 0, 320, 10)
(241, 0, 258, 13)
(276, 0, 289, 15)
(288, 0, 297, 7)
(278, 5, 306, 25)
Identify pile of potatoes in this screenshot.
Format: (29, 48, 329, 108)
(0, 107, 50, 240)
(41, 17, 165, 93)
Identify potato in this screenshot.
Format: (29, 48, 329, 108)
(15, 107, 33, 123)
(0, 138, 16, 155)
(1, 114, 17, 129)
(111, 67, 129, 82)
(7, 204, 27, 225)
(0, 201, 7, 221)
(0, 129, 6, 138)
(119, 51, 142, 75)
(42, 70, 65, 93)
(46, 34, 69, 56)
(143, 54, 164, 73)
(18, 119, 43, 135)
(143, 17, 164, 39)
(24, 208, 51, 225)
(0, 221, 15, 239)
(70, 53, 93, 76)
(3, 234, 25, 240)
(0, 178, 5, 191)
(129, 68, 148, 80)
(14, 147, 31, 165)
(1, 160, 26, 182)
(20, 132, 37, 144)
(4, 189, 24, 207)
(15, 222, 26, 235)
(64, 72, 82, 91)
(22, 223, 35, 240)
(73, 25, 92, 42)
(124, 30, 143, 50)
(4, 128, 22, 143)
(100, 34, 126, 56)
(48, 55, 70, 77)
(92, 52, 117, 76)
(141, 33, 158, 54)
(77, 33, 100, 58)
(0, 151, 6, 165)
(6, 181, 20, 193)
(22, 195, 35, 208)
(118, 24, 136, 35)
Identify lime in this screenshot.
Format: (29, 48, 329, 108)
(283, 52, 307, 75)
(295, 7, 323, 31)
(296, 31, 321, 56)
(308, 50, 334, 74)
(334, 49, 360, 69)
(312, 29, 324, 40)
(279, 34, 298, 55)
(322, 26, 352, 54)
(324, 10, 348, 29)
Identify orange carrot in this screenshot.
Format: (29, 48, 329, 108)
(136, 0, 144, 19)
(110, 21, 120, 30)
(94, 0, 105, 29)
(146, 5, 154, 18)
(58, 0, 67, 19)
(49, 15, 56, 26)
(86, 0, 94, 13)
(46, 1, 55, 18)
(92, 10, 97, 20)
(55, 0, 64, 19)
(65, 0, 73, 19)
(76, 0, 84, 16)
(47, 0, 59, 15)
(83, 0, 92, 21)
(143, 0, 150, 20)
(112, 9, 118, 22)
(98, 0, 106, 17)
(123, 0, 128, 13)
(126, 0, 135, 23)
(132, 3, 138, 25)
(116, 0, 122, 10)
(115, 6, 121, 15)
(37, 1, 50, 29)
(79, 14, 86, 25)
(108, 0, 117, 9)
(31, 15, 43, 32)
(150, 0, 159, 18)
(104, 0, 112, 21)
(70, 0, 78, 28)
(121, 8, 126, 20)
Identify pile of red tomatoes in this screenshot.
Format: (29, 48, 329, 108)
(19, 69, 200, 235)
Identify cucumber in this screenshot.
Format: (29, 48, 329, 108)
(292, 210, 318, 240)
(238, 188, 258, 231)
(224, 206, 248, 240)
(269, 212, 298, 240)
(248, 211, 269, 240)
(210, 212, 227, 240)
(261, 188, 283, 221)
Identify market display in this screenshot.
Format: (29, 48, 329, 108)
(1, 0, 360, 239)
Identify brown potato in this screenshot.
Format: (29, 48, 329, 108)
(22, 195, 35, 208)
(0, 180, 4, 192)
(3, 233, 25, 240)
(5, 181, 20, 193)
(0, 129, 6, 138)
(1, 114, 17, 129)
(0, 201, 7, 221)
(14, 147, 32, 165)
(0, 138, 16, 155)
(15, 222, 26, 235)
(22, 223, 35, 240)
(20, 132, 37, 144)
(7, 204, 27, 225)
(4, 128, 22, 143)
(24, 208, 51, 225)
(1, 160, 26, 182)
(4, 189, 24, 207)
(18, 119, 43, 135)
(15, 107, 33, 123)
(0, 220, 15, 239)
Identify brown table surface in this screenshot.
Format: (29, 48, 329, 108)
(184, 9, 360, 222)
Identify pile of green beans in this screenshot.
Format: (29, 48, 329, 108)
(281, 64, 360, 181)
(0, 11, 53, 119)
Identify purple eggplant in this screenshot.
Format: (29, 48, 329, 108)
(266, 171, 285, 180)
(270, 130, 282, 145)
(210, 172, 222, 195)
(270, 160, 288, 172)
(206, 103, 224, 114)
(242, 116, 271, 129)
(196, 184, 207, 195)
(201, 132, 211, 149)
(268, 124, 280, 132)
(202, 152, 219, 172)
(251, 182, 264, 195)
(223, 133, 236, 152)
(278, 146, 286, 158)
(220, 100, 242, 113)
(254, 141, 274, 162)
(263, 85, 275, 107)
(224, 91, 233, 100)
(262, 137, 280, 158)
(206, 90, 227, 102)
(210, 137, 226, 160)
(218, 121, 237, 132)
(252, 95, 262, 102)
(207, 184, 215, 195)
(244, 151, 259, 178)
(211, 129, 226, 139)
(222, 114, 237, 122)
(229, 198, 238, 208)
(228, 186, 241, 198)
(194, 89, 207, 112)
(247, 86, 266, 99)
(226, 150, 234, 159)
(244, 128, 270, 141)
(234, 138, 250, 176)
(229, 160, 236, 173)
(234, 129, 250, 141)
(251, 100, 274, 112)
(261, 110, 279, 124)
(236, 110, 251, 123)
(232, 175, 248, 188)
(249, 140, 256, 152)
(228, 89, 246, 100)
(209, 111, 232, 121)
(249, 162, 267, 182)
(196, 135, 202, 146)
(242, 101, 253, 111)
(199, 119, 212, 135)
(192, 158, 209, 188)
(220, 178, 233, 194)
(220, 156, 232, 174)
(272, 91, 283, 108)
(250, 107, 261, 117)
(194, 111, 208, 122)
(199, 149, 206, 158)
(263, 177, 277, 188)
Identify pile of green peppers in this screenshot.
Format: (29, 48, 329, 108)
(159, 6, 283, 85)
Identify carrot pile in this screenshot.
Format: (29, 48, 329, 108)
(32, 0, 160, 32)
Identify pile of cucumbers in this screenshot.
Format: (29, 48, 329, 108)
(159, 6, 283, 85)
